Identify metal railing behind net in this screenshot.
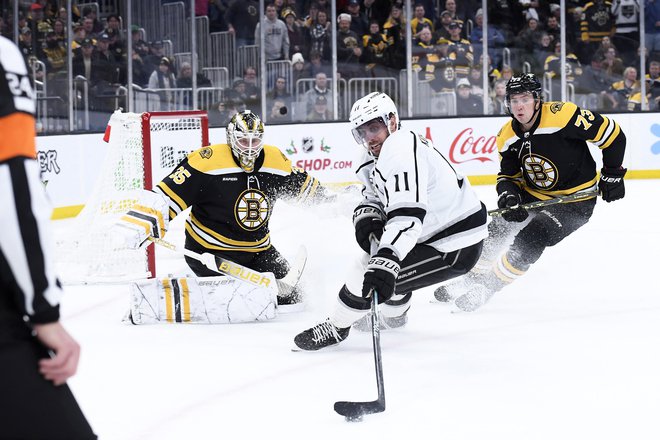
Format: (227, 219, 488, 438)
(162, 2, 187, 53)
(194, 15, 210, 69)
(236, 45, 259, 79)
(132, 86, 226, 112)
(202, 67, 230, 89)
(432, 92, 457, 116)
(210, 32, 235, 74)
(131, 0, 163, 44)
(346, 77, 398, 109)
(266, 60, 293, 92)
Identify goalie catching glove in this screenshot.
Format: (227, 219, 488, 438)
(353, 203, 386, 253)
(362, 249, 400, 303)
(598, 167, 626, 202)
(112, 190, 170, 249)
(496, 180, 528, 223)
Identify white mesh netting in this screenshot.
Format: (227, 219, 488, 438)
(55, 110, 206, 284)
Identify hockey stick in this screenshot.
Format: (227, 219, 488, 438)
(488, 190, 598, 217)
(334, 238, 386, 421)
(147, 237, 272, 289)
(276, 246, 308, 297)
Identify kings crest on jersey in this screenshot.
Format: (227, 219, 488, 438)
(496, 101, 626, 199)
(153, 143, 323, 253)
(355, 129, 487, 259)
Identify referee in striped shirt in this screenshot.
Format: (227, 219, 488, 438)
(0, 35, 96, 439)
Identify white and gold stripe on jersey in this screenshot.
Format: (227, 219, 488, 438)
(588, 115, 621, 150)
(155, 182, 188, 220)
(185, 214, 271, 253)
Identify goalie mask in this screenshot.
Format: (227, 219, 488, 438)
(227, 110, 265, 173)
(349, 92, 400, 153)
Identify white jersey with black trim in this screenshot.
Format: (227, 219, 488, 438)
(355, 129, 488, 259)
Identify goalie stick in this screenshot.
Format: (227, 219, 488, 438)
(277, 246, 308, 297)
(334, 238, 386, 420)
(488, 190, 598, 217)
(148, 237, 306, 294)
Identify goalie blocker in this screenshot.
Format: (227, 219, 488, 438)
(127, 273, 278, 325)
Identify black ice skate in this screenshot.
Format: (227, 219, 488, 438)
(294, 319, 350, 351)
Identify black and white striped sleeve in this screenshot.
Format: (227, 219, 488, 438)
(0, 157, 62, 324)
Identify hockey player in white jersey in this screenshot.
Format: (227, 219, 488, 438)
(293, 92, 489, 351)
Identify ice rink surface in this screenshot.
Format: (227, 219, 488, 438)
(59, 181, 660, 440)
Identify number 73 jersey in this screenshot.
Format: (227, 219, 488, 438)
(495, 101, 626, 199)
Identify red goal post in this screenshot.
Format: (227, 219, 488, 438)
(56, 110, 209, 284)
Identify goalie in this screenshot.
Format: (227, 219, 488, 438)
(114, 110, 332, 323)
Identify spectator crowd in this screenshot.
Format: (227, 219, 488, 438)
(2, 0, 659, 130)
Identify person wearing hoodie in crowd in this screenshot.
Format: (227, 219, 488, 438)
(255, 2, 290, 61)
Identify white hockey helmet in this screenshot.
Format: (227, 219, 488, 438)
(227, 110, 265, 172)
(349, 92, 400, 150)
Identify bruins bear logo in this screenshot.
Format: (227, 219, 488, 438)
(523, 154, 558, 189)
(199, 147, 213, 159)
(549, 102, 565, 114)
(235, 189, 270, 231)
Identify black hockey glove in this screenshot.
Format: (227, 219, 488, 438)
(497, 184, 528, 223)
(598, 167, 627, 202)
(353, 204, 385, 253)
(362, 249, 400, 303)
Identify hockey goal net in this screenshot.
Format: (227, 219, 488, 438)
(55, 110, 209, 283)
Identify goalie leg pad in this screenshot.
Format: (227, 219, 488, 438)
(128, 274, 277, 324)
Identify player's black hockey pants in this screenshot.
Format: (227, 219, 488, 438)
(394, 240, 484, 295)
(490, 197, 597, 272)
(338, 240, 484, 310)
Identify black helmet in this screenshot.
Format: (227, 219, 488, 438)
(505, 73, 543, 112)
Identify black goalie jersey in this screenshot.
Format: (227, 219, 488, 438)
(496, 101, 626, 199)
(154, 143, 325, 254)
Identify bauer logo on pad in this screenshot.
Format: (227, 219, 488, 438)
(216, 261, 271, 287)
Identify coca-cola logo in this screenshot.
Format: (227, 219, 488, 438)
(447, 127, 497, 164)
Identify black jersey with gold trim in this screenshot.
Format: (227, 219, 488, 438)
(495, 101, 626, 200)
(154, 143, 326, 254)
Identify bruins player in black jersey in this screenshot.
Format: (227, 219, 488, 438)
(115, 110, 331, 305)
(434, 73, 627, 312)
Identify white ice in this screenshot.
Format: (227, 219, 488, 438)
(59, 180, 660, 440)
